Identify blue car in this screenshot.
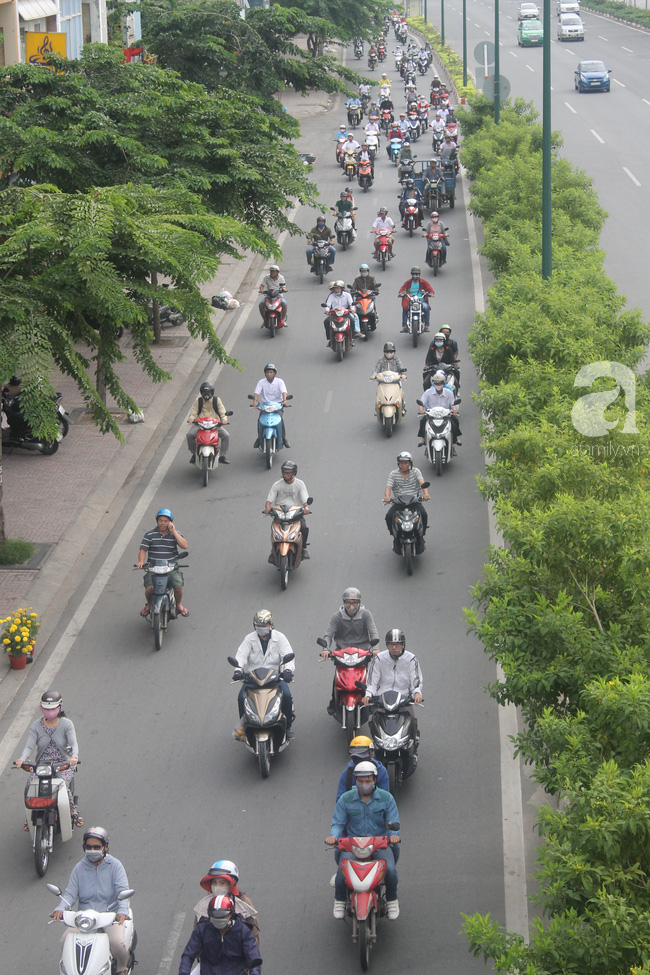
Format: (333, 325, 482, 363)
(574, 60, 611, 92)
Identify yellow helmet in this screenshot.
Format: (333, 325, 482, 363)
(349, 735, 374, 758)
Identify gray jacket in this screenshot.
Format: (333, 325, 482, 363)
(325, 605, 379, 650)
(20, 716, 79, 762)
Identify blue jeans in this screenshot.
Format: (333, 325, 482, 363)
(238, 680, 293, 729)
(307, 246, 335, 267)
(402, 301, 430, 328)
(335, 847, 398, 900)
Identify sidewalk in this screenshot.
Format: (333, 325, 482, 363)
(0, 82, 333, 698)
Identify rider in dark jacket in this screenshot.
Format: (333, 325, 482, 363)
(179, 898, 261, 975)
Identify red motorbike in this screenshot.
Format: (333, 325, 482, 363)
(424, 232, 446, 276)
(444, 119, 459, 144)
(323, 306, 354, 362)
(377, 42, 386, 61)
(192, 415, 231, 487)
(374, 229, 393, 271)
(358, 157, 373, 192)
(401, 198, 423, 236)
(380, 108, 393, 132)
(352, 286, 381, 334)
(260, 287, 286, 337)
(317, 638, 374, 740)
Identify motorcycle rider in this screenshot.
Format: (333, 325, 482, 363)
(398, 177, 424, 224)
(136, 507, 189, 618)
(430, 74, 442, 94)
(384, 452, 430, 552)
(341, 132, 361, 161)
(370, 342, 407, 381)
(258, 264, 287, 325)
(440, 134, 457, 163)
(263, 460, 311, 560)
(425, 210, 449, 264)
(363, 628, 423, 742)
(337, 736, 390, 799)
(425, 331, 456, 370)
(323, 280, 362, 343)
(396, 139, 414, 182)
(398, 267, 435, 332)
(396, 111, 409, 136)
(440, 323, 459, 360)
(306, 215, 336, 269)
(179, 894, 261, 975)
(326, 762, 401, 920)
(364, 115, 381, 140)
(194, 860, 260, 948)
(352, 263, 380, 293)
(332, 190, 357, 236)
(233, 610, 295, 740)
(251, 363, 291, 449)
(431, 110, 446, 141)
(52, 827, 131, 975)
(345, 93, 363, 123)
(321, 587, 379, 714)
(418, 370, 461, 446)
(359, 142, 375, 177)
(17, 689, 82, 828)
(186, 381, 231, 465)
(372, 207, 396, 260)
(358, 81, 372, 102)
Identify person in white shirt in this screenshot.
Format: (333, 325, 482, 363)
(323, 281, 362, 342)
(371, 207, 396, 259)
(234, 610, 295, 739)
(252, 364, 290, 448)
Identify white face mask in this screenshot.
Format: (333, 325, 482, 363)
(255, 626, 271, 637)
(211, 881, 231, 895)
(357, 781, 374, 796)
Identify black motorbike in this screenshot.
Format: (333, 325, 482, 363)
(387, 486, 429, 575)
(367, 690, 419, 792)
(308, 237, 334, 284)
(138, 551, 188, 651)
(2, 386, 70, 455)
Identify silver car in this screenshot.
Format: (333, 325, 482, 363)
(518, 2, 540, 19)
(557, 13, 585, 40)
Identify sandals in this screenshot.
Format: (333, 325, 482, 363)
(140, 607, 150, 618)
(177, 607, 190, 617)
(72, 813, 84, 828)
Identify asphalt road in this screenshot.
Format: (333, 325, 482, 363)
(0, 48, 505, 975)
(436, 0, 650, 324)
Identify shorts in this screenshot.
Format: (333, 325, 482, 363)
(143, 569, 184, 589)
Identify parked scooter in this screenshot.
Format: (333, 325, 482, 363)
(2, 385, 70, 455)
(332, 831, 400, 969)
(367, 690, 420, 791)
(417, 398, 458, 476)
(191, 412, 233, 487)
(260, 288, 287, 337)
(384, 486, 430, 575)
(46, 883, 137, 975)
(322, 305, 355, 362)
(248, 395, 292, 469)
(137, 550, 188, 650)
(316, 638, 377, 742)
(352, 284, 381, 335)
(228, 653, 295, 777)
(373, 370, 406, 438)
(14, 760, 78, 876)
(267, 499, 313, 590)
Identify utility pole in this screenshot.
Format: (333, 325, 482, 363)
(494, 0, 500, 123)
(542, 0, 552, 277)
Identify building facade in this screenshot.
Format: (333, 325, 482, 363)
(0, 0, 107, 65)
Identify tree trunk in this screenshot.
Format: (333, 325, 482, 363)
(151, 270, 162, 343)
(96, 353, 107, 405)
(0, 437, 6, 549)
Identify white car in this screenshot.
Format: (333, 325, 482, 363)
(557, 13, 585, 39)
(518, 2, 540, 19)
(557, 0, 580, 16)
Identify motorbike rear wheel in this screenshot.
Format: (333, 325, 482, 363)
(279, 554, 289, 590)
(359, 918, 371, 971)
(265, 439, 273, 470)
(34, 823, 51, 876)
(435, 448, 443, 477)
(405, 543, 414, 576)
(258, 739, 271, 778)
(384, 415, 394, 438)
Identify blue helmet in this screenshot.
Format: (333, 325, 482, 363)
(208, 859, 239, 883)
(156, 508, 173, 520)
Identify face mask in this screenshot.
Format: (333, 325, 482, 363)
(357, 782, 374, 796)
(211, 881, 231, 895)
(41, 706, 60, 718)
(85, 849, 104, 863)
(385, 352, 394, 359)
(344, 603, 359, 618)
(210, 917, 231, 930)
(255, 626, 271, 637)
(434, 341, 444, 348)
(411, 276, 419, 281)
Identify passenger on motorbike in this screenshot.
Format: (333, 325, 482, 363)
(418, 371, 461, 445)
(337, 736, 390, 799)
(425, 210, 449, 264)
(258, 265, 287, 323)
(333, 190, 357, 235)
(440, 324, 459, 360)
(440, 135, 457, 162)
(179, 895, 261, 975)
(370, 342, 407, 380)
(234, 610, 295, 740)
(384, 452, 430, 550)
(372, 208, 396, 258)
(352, 263, 380, 293)
(398, 267, 434, 331)
(186, 381, 230, 465)
(263, 460, 311, 560)
(425, 332, 456, 370)
(326, 762, 401, 919)
(252, 364, 290, 449)
(17, 690, 82, 828)
(52, 827, 131, 975)
(193, 859, 260, 949)
(323, 281, 362, 342)
(306, 216, 336, 269)
(136, 508, 189, 618)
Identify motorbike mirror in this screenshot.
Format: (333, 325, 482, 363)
(227, 656, 239, 667)
(306, 497, 314, 505)
(385, 822, 400, 831)
(46, 883, 62, 896)
(177, 551, 188, 560)
(416, 398, 424, 406)
(248, 960, 263, 971)
(355, 680, 367, 690)
(282, 652, 296, 664)
(247, 394, 254, 400)
(286, 394, 293, 400)
(370, 638, 380, 647)
(316, 637, 328, 648)
(421, 481, 431, 489)
(455, 397, 461, 404)
(117, 889, 135, 900)
(321, 303, 327, 308)
(225, 410, 234, 416)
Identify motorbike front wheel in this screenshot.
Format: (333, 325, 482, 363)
(336, 342, 344, 362)
(435, 448, 443, 477)
(258, 739, 271, 778)
(41, 440, 59, 455)
(433, 256, 439, 277)
(265, 438, 273, 469)
(404, 543, 414, 576)
(57, 417, 70, 438)
(384, 415, 393, 438)
(359, 917, 371, 971)
(319, 266, 324, 285)
(279, 554, 289, 590)
(269, 317, 276, 338)
(202, 461, 209, 488)
(412, 326, 419, 348)
(388, 761, 403, 794)
(153, 606, 167, 651)
(344, 709, 356, 744)
(381, 250, 387, 271)
(34, 823, 51, 876)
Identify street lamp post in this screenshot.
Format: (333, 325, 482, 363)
(441, 0, 445, 44)
(462, 0, 467, 86)
(494, 0, 500, 123)
(542, 0, 552, 277)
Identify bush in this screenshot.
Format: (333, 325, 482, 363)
(0, 539, 35, 565)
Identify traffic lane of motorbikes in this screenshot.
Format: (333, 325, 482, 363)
(0, 89, 504, 975)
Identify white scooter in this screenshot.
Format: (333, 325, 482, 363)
(417, 399, 457, 476)
(46, 883, 137, 975)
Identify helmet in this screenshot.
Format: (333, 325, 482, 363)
(385, 628, 406, 649)
(156, 508, 173, 520)
(281, 460, 298, 475)
(441, 324, 452, 333)
(328, 280, 336, 290)
(378, 207, 388, 215)
(405, 178, 414, 187)
(339, 124, 346, 131)
(433, 332, 445, 346)
(208, 859, 239, 883)
(359, 264, 370, 273)
(316, 215, 326, 223)
(199, 381, 214, 399)
(431, 211, 439, 219)
(253, 609, 273, 628)
(397, 451, 413, 467)
(410, 266, 421, 275)
(350, 735, 375, 758)
(342, 587, 361, 603)
(399, 112, 405, 118)
(335, 279, 345, 289)
(383, 342, 396, 356)
(264, 363, 277, 373)
(346, 132, 353, 138)
(82, 826, 109, 850)
(269, 264, 280, 272)
(207, 895, 235, 919)
(353, 761, 378, 779)
(340, 191, 347, 199)
(433, 370, 447, 385)
(40, 690, 62, 710)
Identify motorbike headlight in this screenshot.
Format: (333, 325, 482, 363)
(287, 528, 300, 540)
(401, 520, 413, 531)
(271, 527, 283, 541)
(380, 733, 409, 749)
(351, 844, 373, 859)
(264, 697, 282, 723)
(75, 914, 97, 931)
(244, 699, 261, 725)
(97, 964, 111, 975)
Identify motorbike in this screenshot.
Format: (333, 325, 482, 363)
(418, 56, 429, 75)
(138, 550, 189, 650)
(385, 485, 430, 574)
(445, 119, 459, 144)
(377, 42, 386, 62)
(380, 108, 393, 132)
(424, 174, 442, 212)
(418, 102, 430, 130)
(400, 292, 427, 347)
(14, 760, 78, 876)
(2, 387, 70, 455)
(365, 133, 379, 160)
(46, 883, 137, 975)
(248, 394, 292, 468)
(260, 287, 287, 337)
(401, 198, 423, 236)
(423, 362, 460, 398)
(322, 305, 354, 362)
(352, 285, 381, 334)
(228, 652, 295, 777)
(440, 159, 456, 209)
(397, 156, 416, 182)
(335, 135, 348, 165)
(440, 90, 450, 111)
(316, 638, 376, 741)
(417, 399, 458, 476)
(407, 112, 420, 141)
(343, 149, 359, 180)
(431, 128, 445, 155)
(354, 40, 364, 59)
(368, 51, 378, 69)
(358, 157, 373, 192)
(333, 208, 357, 250)
(424, 232, 446, 276)
(347, 104, 363, 129)
(388, 136, 403, 164)
(373, 370, 405, 438)
(191, 413, 233, 487)
(308, 237, 334, 284)
(374, 229, 393, 271)
(367, 691, 419, 791)
(267, 498, 312, 590)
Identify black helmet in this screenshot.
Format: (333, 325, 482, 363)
(410, 266, 421, 276)
(383, 342, 396, 355)
(82, 826, 109, 850)
(281, 460, 298, 475)
(200, 382, 214, 399)
(385, 628, 406, 651)
(40, 690, 62, 711)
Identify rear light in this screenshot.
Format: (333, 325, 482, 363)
(26, 796, 57, 808)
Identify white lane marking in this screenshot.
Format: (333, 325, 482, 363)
(156, 912, 187, 975)
(324, 390, 334, 413)
(526, 64, 535, 72)
(484, 30, 491, 36)
(643, 98, 650, 106)
(565, 102, 577, 114)
(622, 46, 633, 53)
(510, 51, 519, 58)
(623, 167, 641, 187)
(598, 35, 608, 41)
(613, 78, 626, 88)
(0, 206, 299, 778)
(591, 129, 605, 144)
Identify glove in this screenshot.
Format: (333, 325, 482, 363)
(281, 670, 294, 683)
(233, 669, 244, 681)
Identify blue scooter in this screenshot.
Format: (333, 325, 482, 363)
(248, 395, 292, 469)
(389, 136, 403, 164)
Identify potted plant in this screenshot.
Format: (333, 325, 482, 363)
(2, 608, 39, 670)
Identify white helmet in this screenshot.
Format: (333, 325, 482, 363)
(433, 370, 447, 385)
(353, 761, 378, 779)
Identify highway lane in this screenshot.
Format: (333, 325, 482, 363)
(0, 52, 505, 974)
(433, 0, 650, 324)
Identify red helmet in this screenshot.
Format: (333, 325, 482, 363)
(200, 873, 239, 895)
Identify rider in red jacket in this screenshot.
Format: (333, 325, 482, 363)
(398, 267, 435, 331)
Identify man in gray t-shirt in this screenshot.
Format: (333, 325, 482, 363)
(263, 460, 311, 558)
